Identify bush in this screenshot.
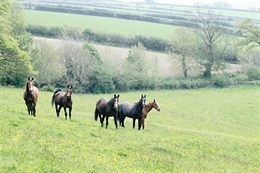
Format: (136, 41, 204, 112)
(211, 74, 231, 88)
(246, 67, 260, 81)
(41, 85, 55, 92)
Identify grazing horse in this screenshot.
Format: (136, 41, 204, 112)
(23, 77, 39, 116)
(117, 94, 146, 130)
(94, 94, 120, 129)
(51, 85, 73, 120)
(133, 99, 161, 130)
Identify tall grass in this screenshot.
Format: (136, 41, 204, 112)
(1, 86, 259, 172)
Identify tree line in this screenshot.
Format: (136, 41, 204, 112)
(1, 0, 259, 93)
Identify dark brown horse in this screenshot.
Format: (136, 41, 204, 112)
(51, 85, 73, 120)
(133, 99, 161, 130)
(117, 94, 146, 130)
(23, 77, 39, 116)
(94, 94, 120, 129)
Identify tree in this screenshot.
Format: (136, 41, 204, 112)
(237, 18, 260, 51)
(167, 27, 196, 78)
(31, 39, 62, 87)
(123, 43, 149, 89)
(191, 6, 231, 78)
(0, 0, 34, 86)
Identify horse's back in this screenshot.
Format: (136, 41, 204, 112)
(96, 98, 108, 108)
(118, 102, 133, 115)
(33, 86, 39, 101)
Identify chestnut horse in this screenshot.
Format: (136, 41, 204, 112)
(51, 85, 73, 120)
(117, 94, 146, 130)
(133, 99, 160, 130)
(23, 77, 39, 116)
(94, 94, 120, 129)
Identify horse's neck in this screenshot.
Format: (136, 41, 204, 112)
(144, 102, 153, 113)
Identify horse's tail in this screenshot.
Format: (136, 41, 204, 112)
(94, 99, 102, 121)
(51, 89, 61, 106)
(94, 109, 98, 121)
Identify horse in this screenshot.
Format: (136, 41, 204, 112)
(23, 77, 39, 116)
(51, 85, 73, 120)
(133, 99, 161, 130)
(94, 94, 120, 129)
(117, 94, 146, 130)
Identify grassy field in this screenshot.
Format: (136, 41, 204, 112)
(24, 10, 177, 39)
(1, 86, 259, 172)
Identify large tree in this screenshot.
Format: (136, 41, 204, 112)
(191, 5, 232, 78)
(167, 26, 196, 78)
(0, 0, 34, 86)
(32, 39, 62, 87)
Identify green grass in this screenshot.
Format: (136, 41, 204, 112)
(24, 10, 177, 39)
(1, 86, 260, 172)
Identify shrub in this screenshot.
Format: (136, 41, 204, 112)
(211, 74, 231, 88)
(246, 67, 260, 81)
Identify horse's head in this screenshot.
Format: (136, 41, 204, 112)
(113, 94, 120, 109)
(139, 94, 146, 107)
(66, 84, 73, 99)
(153, 99, 160, 112)
(26, 77, 34, 94)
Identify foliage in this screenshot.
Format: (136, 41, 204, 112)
(0, 0, 35, 86)
(167, 27, 196, 78)
(87, 67, 115, 94)
(31, 39, 62, 87)
(246, 67, 260, 81)
(1, 87, 259, 172)
(191, 6, 232, 78)
(83, 43, 103, 64)
(237, 18, 260, 51)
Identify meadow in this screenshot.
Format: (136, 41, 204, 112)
(1, 86, 259, 172)
(24, 10, 177, 39)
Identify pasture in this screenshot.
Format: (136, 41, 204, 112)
(24, 10, 177, 39)
(1, 86, 259, 172)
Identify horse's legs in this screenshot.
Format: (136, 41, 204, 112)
(141, 118, 145, 129)
(99, 114, 103, 127)
(138, 118, 142, 130)
(26, 103, 30, 115)
(63, 107, 68, 120)
(69, 107, 72, 120)
(55, 104, 60, 117)
(100, 115, 105, 127)
(113, 115, 118, 129)
(32, 104, 36, 117)
(121, 116, 126, 127)
(105, 116, 109, 129)
(133, 118, 136, 129)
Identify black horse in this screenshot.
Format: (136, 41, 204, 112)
(117, 94, 146, 130)
(94, 94, 120, 129)
(51, 85, 73, 120)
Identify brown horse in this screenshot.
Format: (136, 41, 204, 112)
(23, 77, 39, 116)
(136, 99, 161, 129)
(51, 85, 73, 120)
(94, 94, 120, 129)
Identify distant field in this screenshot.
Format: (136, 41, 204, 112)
(24, 10, 178, 39)
(1, 86, 259, 172)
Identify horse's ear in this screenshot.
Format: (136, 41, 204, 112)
(117, 94, 120, 97)
(144, 95, 146, 98)
(32, 78, 34, 81)
(114, 94, 116, 97)
(28, 77, 30, 80)
(154, 99, 155, 102)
